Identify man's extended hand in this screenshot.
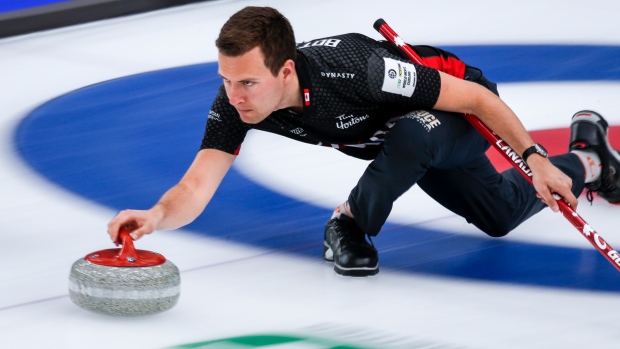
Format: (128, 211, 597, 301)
(107, 207, 164, 245)
(527, 155, 577, 212)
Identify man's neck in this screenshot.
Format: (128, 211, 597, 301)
(284, 72, 304, 114)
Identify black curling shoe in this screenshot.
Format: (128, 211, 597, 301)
(569, 110, 620, 203)
(324, 214, 379, 276)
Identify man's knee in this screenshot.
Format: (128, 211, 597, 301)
(477, 221, 512, 238)
(466, 210, 514, 238)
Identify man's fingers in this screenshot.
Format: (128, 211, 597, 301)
(542, 186, 578, 213)
(557, 187, 579, 211)
(107, 210, 141, 244)
(539, 189, 559, 212)
(129, 226, 146, 240)
(106, 209, 157, 245)
(536, 191, 558, 212)
(107, 219, 123, 245)
(126, 221, 156, 241)
(568, 195, 579, 211)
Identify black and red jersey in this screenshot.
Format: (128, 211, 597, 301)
(200, 33, 468, 156)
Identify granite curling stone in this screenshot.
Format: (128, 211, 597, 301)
(69, 229, 180, 316)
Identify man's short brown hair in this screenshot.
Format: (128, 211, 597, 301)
(216, 6, 296, 76)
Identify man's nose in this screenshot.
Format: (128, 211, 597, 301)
(227, 84, 244, 105)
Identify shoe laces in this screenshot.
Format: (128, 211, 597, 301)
(586, 189, 595, 205)
(333, 218, 372, 248)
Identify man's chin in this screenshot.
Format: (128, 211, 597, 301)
(238, 110, 263, 124)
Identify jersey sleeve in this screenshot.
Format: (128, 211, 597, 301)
(200, 85, 250, 155)
(367, 51, 441, 108)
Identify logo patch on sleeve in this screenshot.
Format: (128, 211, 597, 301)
(381, 57, 417, 97)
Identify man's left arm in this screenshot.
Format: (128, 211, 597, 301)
(433, 71, 578, 212)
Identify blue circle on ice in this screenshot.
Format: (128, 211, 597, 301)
(14, 45, 620, 291)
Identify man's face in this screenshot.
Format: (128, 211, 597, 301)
(218, 46, 286, 124)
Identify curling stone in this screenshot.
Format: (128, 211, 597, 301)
(69, 228, 180, 316)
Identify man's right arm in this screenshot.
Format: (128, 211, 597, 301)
(107, 148, 236, 244)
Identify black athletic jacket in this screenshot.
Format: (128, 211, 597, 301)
(201, 33, 468, 158)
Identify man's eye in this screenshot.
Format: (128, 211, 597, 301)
(243, 81, 254, 86)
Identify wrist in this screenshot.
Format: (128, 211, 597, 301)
(522, 143, 549, 166)
(523, 151, 551, 171)
(149, 204, 166, 228)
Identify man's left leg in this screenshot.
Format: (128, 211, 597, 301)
(324, 110, 492, 276)
(418, 109, 620, 235)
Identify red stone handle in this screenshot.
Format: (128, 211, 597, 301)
(85, 228, 166, 267)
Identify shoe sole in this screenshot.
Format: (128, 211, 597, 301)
(572, 112, 618, 162)
(572, 113, 620, 203)
(323, 242, 379, 277)
(334, 264, 379, 277)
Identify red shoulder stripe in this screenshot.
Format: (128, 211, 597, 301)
(418, 56, 466, 79)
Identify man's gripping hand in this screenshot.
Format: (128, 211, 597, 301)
(107, 207, 164, 245)
(527, 155, 578, 212)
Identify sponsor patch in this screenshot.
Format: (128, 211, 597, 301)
(402, 111, 441, 132)
(208, 110, 222, 121)
(321, 71, 355, 79)
(335, 113, 370, 129)
(381, 57, 416, 97)
(298, 38, 342, 49)
(290, 127, 307, 137)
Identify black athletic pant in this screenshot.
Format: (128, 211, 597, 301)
(347, 68, 586, 237)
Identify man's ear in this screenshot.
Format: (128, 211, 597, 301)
(281, 59, 296, 79)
